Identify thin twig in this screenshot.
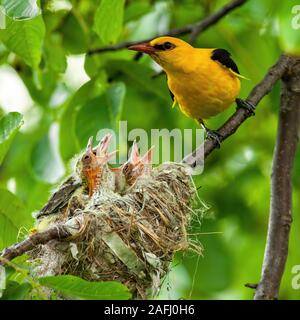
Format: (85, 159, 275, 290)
(254, 57, 300, 300)
(183, 54, 293, 166)
(88, 0, 247, 55)
(245, 283, 258, 289)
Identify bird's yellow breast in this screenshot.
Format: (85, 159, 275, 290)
(166, 49, 240, 120)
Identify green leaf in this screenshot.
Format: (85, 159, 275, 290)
(107, 60, 169, 102)
(1, 0, 41, 20)
(13, 167, 52, 213)
(3, 256, 30, 283)
(75, 95, 112, 149)
(106, 82, 126, 129)
(0, 281, 31, 300)
(3, 266, 15, 280)
(0, 15, 45, 68)
(30, 133, 64, 184)
(44, 34, 67, 74)
(39, 275, 131, 300)
(72, 79, 124, 150)
(94, 0, 125, 45)
(18, 66, 58, 105)
(62, 11, 88, 54)
(59, 74, 107, 161)
(0, 112, 23, 165)
(124, 1, 151, 23)
(277, 1, 300, 55)
(0, 189, 32, 250)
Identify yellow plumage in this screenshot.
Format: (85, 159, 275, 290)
(148, 37, 241, 121)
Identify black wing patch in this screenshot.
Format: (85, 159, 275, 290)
(169, 89, 174, 101)
(211, 48, 240, 74)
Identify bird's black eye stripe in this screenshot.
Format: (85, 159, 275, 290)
(153, 42, 175, 51)
(153, 44, 164, 50)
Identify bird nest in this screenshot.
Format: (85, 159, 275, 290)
(29, 135, 202, 299)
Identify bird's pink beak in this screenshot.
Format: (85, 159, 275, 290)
(128, 42, 155, 54)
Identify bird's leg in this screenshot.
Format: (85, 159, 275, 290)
(198, 119, 222, 148)
(236, 98, 255, 115)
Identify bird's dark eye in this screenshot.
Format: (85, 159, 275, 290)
(153, 42, 175, 51)
(83, 155, 90, 160)
(163, 42, 173, 50)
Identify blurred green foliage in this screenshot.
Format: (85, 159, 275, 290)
(0, 0, 299, 299)
(38, 275, 132, 300)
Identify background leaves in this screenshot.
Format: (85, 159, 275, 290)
(39, 275, 132, 300)
(94, 0, 125, 45)
(277, 0, 300, 55)
(0, 16, 45, 68)
(0, 0, 299, 300)
(1, 0, 41, 20)
(0, 112, 23, 164)
(0, 281, 31, 300)
(0, 188, 32, 250)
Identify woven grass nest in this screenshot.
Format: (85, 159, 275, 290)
(30, 135, 202, 299)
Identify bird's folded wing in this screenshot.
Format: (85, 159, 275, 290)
(36, 176, 81, 219)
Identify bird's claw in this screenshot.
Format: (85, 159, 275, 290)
(205, 129, 222, 148)
(236, 98, 255, 116)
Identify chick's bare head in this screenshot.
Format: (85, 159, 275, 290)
(80, 134, 115, 196)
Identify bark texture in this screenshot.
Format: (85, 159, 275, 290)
(254, 57, 300, 300)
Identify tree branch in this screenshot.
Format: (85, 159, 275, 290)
(254, 57, 300, 300)
(88, 0, 247, 55)
(0, 225, 71, 265)
(183, 54, 293, 166)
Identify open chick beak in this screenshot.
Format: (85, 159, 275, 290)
(96, 133, 112, 156)
(95, 133, 116, 166)
(129, 140, 140, 165)
(123, 142, 154, 186)
(128, 42, 155, 54)
(87, 136, 94, 152)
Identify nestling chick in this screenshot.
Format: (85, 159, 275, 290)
(111, 141, 154, 193)
(123, 141, 153, 186)
(34, 134, 115, 232)
(80, 134, 116, 196)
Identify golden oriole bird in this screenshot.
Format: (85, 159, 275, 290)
(128, 36, 254, 143)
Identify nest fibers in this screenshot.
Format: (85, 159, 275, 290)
(30, 163, 203, 299)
